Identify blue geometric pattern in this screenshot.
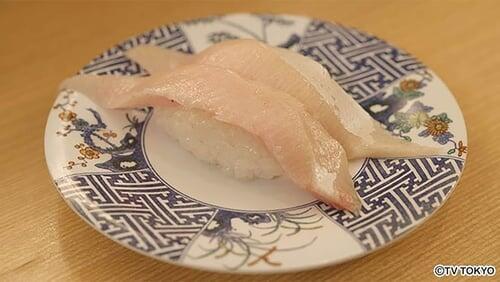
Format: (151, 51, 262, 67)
(318, 157, 463, 250)
(298, 20, 425, 102)
(55, 169, 215, 260)
(80, 24, 193, 76)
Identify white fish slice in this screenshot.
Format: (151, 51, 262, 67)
(126, 40, 439, 159)
(60, 64, 362, 212)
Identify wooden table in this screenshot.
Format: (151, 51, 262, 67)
(1, 1, 499, 281)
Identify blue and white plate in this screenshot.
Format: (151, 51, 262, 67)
(45, 13, 467, 273)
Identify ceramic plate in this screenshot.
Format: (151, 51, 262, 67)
(45, 13, 467, 273)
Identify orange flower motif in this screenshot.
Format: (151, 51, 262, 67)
(457, 141, 467, 157)
(424, 117, 449, 137)
(399, 79, 421, 92)
(79, 147, 100, 159)
(58, 110, 77, 122)
(102, 130, 117, 138)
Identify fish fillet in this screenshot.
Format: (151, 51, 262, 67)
(60, 65, 361, 212)
(126, 40, 438, 159)
(128, 45, 195, 74)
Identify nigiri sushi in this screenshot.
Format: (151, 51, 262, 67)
(156, 106, 283, 180)
(60, 64, 361, 212)
(126, 40, 438, 159)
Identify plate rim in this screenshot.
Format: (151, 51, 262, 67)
(44, 12, 468, 274)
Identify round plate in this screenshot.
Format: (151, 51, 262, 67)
(45, 13, 467, 273)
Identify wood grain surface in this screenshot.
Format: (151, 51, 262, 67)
(1, 1, 499, 281)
